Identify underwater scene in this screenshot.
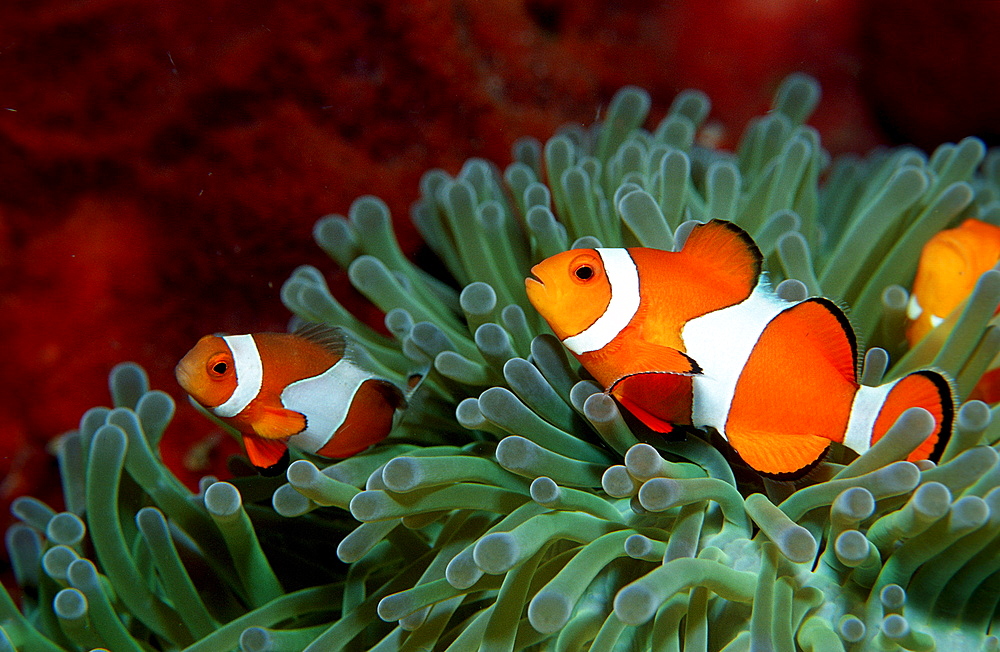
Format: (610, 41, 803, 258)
(4, 1, 1000, 651)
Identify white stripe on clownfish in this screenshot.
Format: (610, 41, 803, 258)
(909, 295, 946, 328)
(906, 294, 923, 321)
(561, 248, 641, 355)
(842, 381, 898, 455)
(682, 279, 792, 439)
(285, 357, 376, 454)
(213, 334, 264, 418)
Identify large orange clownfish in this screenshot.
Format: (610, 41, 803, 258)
(176, 325, 410, 474)
(526, 220, 954, 478)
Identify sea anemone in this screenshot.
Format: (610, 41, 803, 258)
(5, 73, 1000, 651)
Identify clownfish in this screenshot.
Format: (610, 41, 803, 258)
(176, 324, 410, 474)
(526, 219, 954, 478)
(907, 218, 1000, 343)
(906, 218, 1000, 403)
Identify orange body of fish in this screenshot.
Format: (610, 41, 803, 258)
(176, 325, 406, 474)
(907, 218, 1000, 343)
(906, 218, 1000, 403)
(526, 219, 954, 478)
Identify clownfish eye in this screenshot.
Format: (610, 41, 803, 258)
(574, 265, 594, 281)
(209, 359, 229, 376)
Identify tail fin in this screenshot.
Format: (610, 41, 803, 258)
(869, 370, 954, 462)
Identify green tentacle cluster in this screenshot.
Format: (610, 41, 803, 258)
(6, 74, 1000, 650)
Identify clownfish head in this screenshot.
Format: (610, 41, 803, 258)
(175, 334, 238, 409)
(525, 249, 614, 341)
(907, 218, 1000, 345)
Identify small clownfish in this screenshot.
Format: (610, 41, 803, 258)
(526, 219, 954, 478)
(906, 218, 1000, 403)
(907, 218, 1000, 344)
(176, 324, 409, 475)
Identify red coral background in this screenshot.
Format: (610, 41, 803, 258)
(1, 0, 998, 583)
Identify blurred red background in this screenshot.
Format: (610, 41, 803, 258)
(1, 0, 998, 566)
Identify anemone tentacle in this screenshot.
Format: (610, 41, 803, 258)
(6, 74, 1000, 651)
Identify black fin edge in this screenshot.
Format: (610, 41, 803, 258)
(792, 296, 859, 382)
(707, 428, 829, 482)
(751, 445, 829, 482)
(910, 369, 956, 463)
(700, 219, 765, 282)
(605, 355, 704, 394)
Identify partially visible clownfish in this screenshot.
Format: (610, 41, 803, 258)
(176, 324, 416, 475)
(906, 218, 1000, 403)
(526, 219, 954, 478)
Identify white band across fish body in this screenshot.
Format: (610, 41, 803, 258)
(842, 381, 897, 455)
(285, 358, 374, 454)
(213, 334, 264, 418)
(561, 249, 641, 355)
(907, 294, 944, 328)
(682, 282, 791, 437)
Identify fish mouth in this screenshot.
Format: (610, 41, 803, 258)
(174, 361, 195, 394)
(525, 270, 551, 315)
(526, 264, 545, 288)
(525, 269, 545, 300)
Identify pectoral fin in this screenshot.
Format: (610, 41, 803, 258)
(604, 339, 701, 391)
(611, 372, 694, 433)
(253, 406, 308, 439)
(615, 393, 677, 434)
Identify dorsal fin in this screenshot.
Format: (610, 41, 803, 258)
(680, 220, 763, 294)
(293, 322, 347, 357)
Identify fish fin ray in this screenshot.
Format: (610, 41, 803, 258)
(253, 406, 308, 439)
(781, 297, 858, 384)
(610, 373, 693, 432)
(292, 322, 347, 357)
(726, 427, 830, 478)
(615, 393, 677, 434)
(619, 401, 675, 433)
(604, 340, 702, 390)
(680, 219, 762, 295)
(242, 435, 290, 471)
